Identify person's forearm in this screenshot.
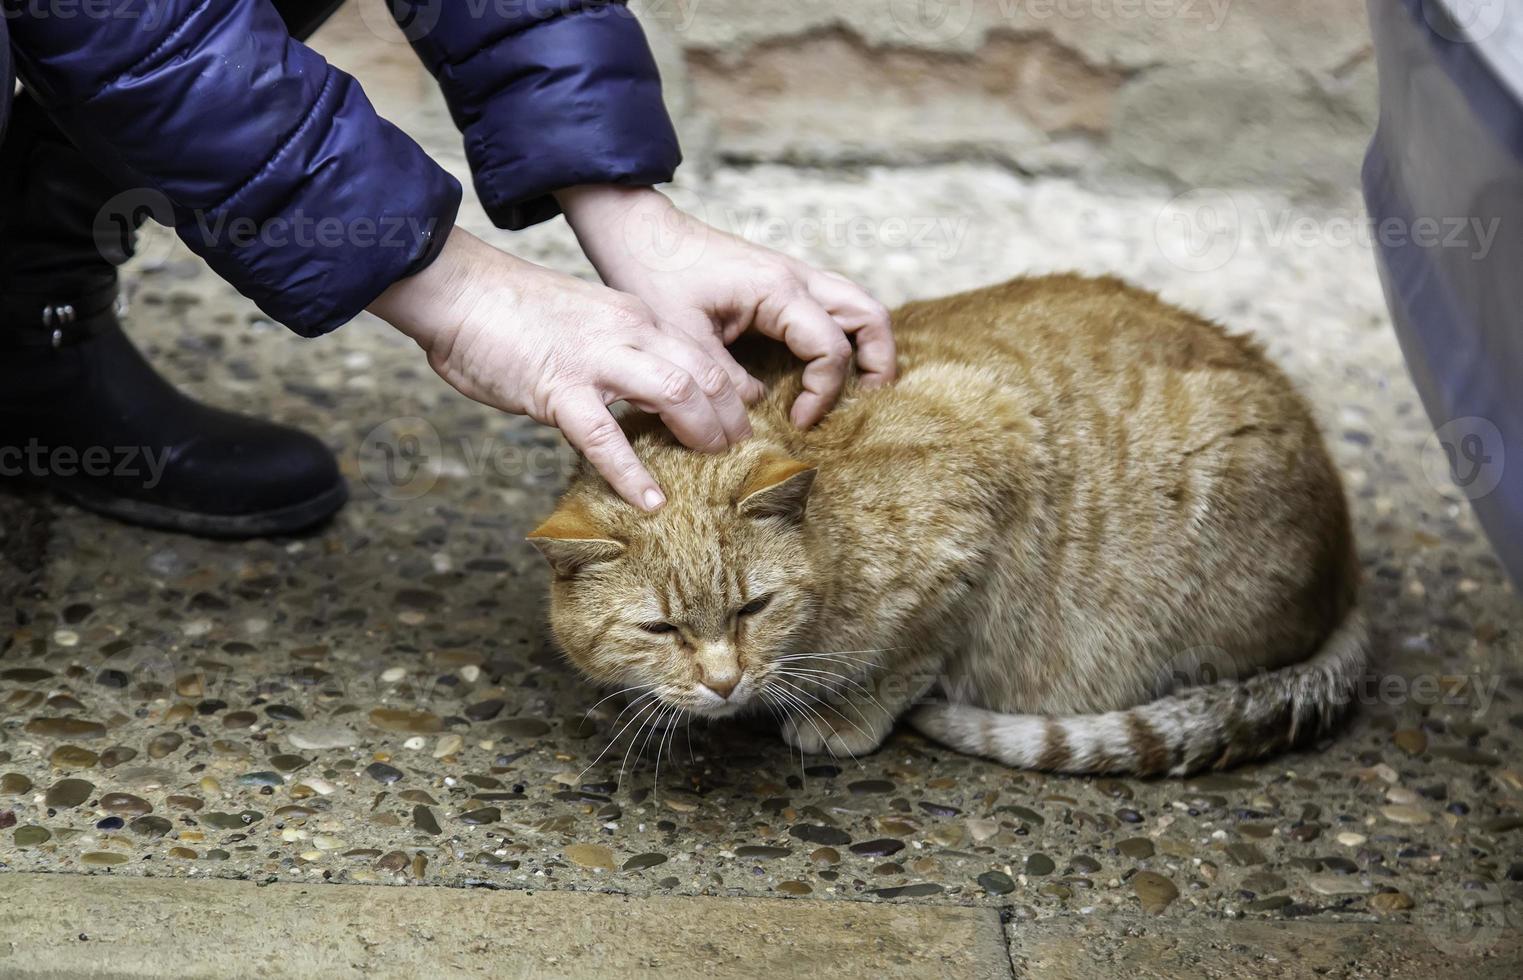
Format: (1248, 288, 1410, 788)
(554, 185, 678, 287)
(367, 226, 492, 357)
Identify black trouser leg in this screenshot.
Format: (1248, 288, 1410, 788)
(272, 0, 349, 43)
(0, 95, 123, 307)
(1, 16, 12, 146)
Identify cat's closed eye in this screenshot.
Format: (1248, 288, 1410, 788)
(737, 594, 773, 616)
(641, 622, 678, 635)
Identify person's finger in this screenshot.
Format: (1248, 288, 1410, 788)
(600, 349, 731, 454)
(713, 343, 767, 404)
(807, 270, 897, 387)
(767, 291, 853, 428)
(638, 332, 754, 444)
(552, 391, 665, 511)
(663, 313, 767, 404)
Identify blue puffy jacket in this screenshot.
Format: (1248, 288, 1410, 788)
(2, 0, 680, 337)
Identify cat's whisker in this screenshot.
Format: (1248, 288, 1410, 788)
(773, 648, 899, 667)
(777, 646, 901, 656)
(773, 664, 879, 701)
(771, 652, 894, 676)
(771, 672, 849, 712)
(779, 667, 877, 704)
(601, 695, 660, 775)
(647, 705, 680, 769)
(647, 706, 672, 800)
(771, 654, 898, 716)
(769, 677, 872, 761)
(782, 644, 900, 654)
(767, 684, 839, 762)
(615, 710, 653, 793)
(760, 690, 808, 780)
(756, 692, 795, 771)
(633, 706, 664, 798)
(658, 713, 675, 768)
(764, 682, 807, 717)
(653, 705, 682, 794)
(770, 674, 844, 715)
(773, 666, 895, 724)
(600, 688, 660, 740)
(774, 673, 881, 748)
(615, 697, 666, 791)
(582, 682, 657, 722)
(664, 710, 687, 777)
(629, 703, 672, 787)
(577, 691, 660, 780)
(773, 664, 865, 683)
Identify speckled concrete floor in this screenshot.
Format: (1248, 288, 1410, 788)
(2, 20, 1521, 971)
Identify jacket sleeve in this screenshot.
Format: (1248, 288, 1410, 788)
(6, 0, 462, 338)
(393, 0, 682, 230)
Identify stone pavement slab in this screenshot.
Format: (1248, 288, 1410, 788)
(1007, 913, 1523, 980)
(0, 872, 1012, 979)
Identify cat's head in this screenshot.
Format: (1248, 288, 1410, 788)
(528, 437, 820, 719)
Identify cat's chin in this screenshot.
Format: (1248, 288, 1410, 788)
(687, 694, 755, 720)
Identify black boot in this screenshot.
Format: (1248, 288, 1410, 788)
(0, 94, 347, 538)
(0, 287, 348, 537)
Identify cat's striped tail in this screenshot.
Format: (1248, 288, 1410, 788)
(909, 608, 1369, 776)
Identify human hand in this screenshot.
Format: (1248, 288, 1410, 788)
(555, 185, 896, 428)
(367, 227, 752, 511)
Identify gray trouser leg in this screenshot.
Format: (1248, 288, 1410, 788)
(1364, 0, 1523, 588)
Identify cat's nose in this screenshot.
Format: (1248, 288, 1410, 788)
(701, 670, 741, 700)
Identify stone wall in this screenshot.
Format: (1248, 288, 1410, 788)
(637, 0, 1378, 198)
(313, 0, 1378, 201)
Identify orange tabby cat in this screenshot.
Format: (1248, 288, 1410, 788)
(529, 275, 1365, 775)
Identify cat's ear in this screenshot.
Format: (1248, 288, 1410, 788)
(737, 456, 817, 521)
(527, 504, 625, 577)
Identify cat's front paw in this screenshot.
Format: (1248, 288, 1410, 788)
(779, 716, 827, 754)
(780, 716, 887, 758)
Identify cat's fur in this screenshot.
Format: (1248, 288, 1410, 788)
(530, 275, 1365, 776)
